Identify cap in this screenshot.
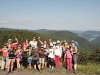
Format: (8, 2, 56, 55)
(22, 42, 27, 46)
(18, 44, 22, 47)
(4, 43, 7, 46)
(63, 40, 66, 42)
(53, 41, 56, 45)
(41, 45, 44, 48)
(10, 44, 14, 48)
(50, 44, 53, 47)
(57, 40, 60, 44)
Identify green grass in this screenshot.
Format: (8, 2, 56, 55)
(77, 63, 100, 75)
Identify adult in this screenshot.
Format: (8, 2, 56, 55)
(21, 42, 28, 70)
(31, 46, 41, 73)
(62, 40, 69, 66)
(7, 38, 18, 50)
(29, 37, 37, 48)
(6, 44, 15, 75)
(70, 40, 78, 74)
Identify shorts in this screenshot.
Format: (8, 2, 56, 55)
(72, 54, 78, 64)
(39, 58, 44, 64)
(32, 60, 40, 65)
(28, 59, 32, 64)
(45, 56, 48, 62)
(7, 59, 15, 64)
(16, 57, 21, 61)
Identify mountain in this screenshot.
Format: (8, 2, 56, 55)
(72, 30, 100, 41)
(92, 36, 100, 46)
(38, 30, 98, 51)
(0, 30, 61, 48)
(0, 28, 98, 51)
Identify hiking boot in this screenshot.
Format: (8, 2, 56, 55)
(74, 70, 77, 74)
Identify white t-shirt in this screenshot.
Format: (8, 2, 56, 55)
(48, 48, 54, 58)
(55, 46, 62, 57)
(29, 41, 37, 48)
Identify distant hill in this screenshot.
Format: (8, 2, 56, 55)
(0, 28, 14, 31)
(92, 36, 100, 46)
(73, 30, 100, 41)
(39, 30, 98, 51)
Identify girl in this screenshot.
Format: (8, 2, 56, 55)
(48, 44, 55, 73)
(15, 44, 22, 72)
(64, 46, 72, 74)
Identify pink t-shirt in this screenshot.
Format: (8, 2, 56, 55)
(65, 49, 72, 58)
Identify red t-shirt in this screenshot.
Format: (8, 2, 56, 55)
(2, 48, 8, 57)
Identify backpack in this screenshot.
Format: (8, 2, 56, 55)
(32, 50, 38, 57)
(74, 41, 80, 54)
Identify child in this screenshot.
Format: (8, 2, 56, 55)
(64, 46, 72, 74)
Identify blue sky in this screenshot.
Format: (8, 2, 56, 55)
(0, 0, 100, 31)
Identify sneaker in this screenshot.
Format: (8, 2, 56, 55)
(11, 70, 13, 73)
(39, 70, 42, 73)
(33, 69, 37, 73)
(50, 69, 54, 73)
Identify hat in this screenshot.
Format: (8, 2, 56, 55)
(53, 41, 56, 45)
(63, 40, 66, 42)
(50, 44, 53, 47)
(66, 46, 69, 48)
(10, 44, 14, 48)
(71, 40, 75, 43)
(4, 43, 7, 46)
(18, 44, 22, 47)
(57, 40, 60, 44)
(41, 45, 44, 48)
(22, 42, 27, 46)
(8, 39, 12, 42)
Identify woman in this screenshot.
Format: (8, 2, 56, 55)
(29, 37, 37, 48)
(32, 46, 41, 73)
(21, 42, 28, 70)
(6, 44, 15, 75)
(70, 40, 78, 74)
(62, 41, 69, 66)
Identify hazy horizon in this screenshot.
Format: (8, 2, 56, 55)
(0, 0, 100, 31)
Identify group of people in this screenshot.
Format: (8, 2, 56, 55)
(0, 37, 79, 75)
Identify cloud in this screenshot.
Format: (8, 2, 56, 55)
(0, 21, 7, 24)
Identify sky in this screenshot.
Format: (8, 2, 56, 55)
(0, 0, 100, 31)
